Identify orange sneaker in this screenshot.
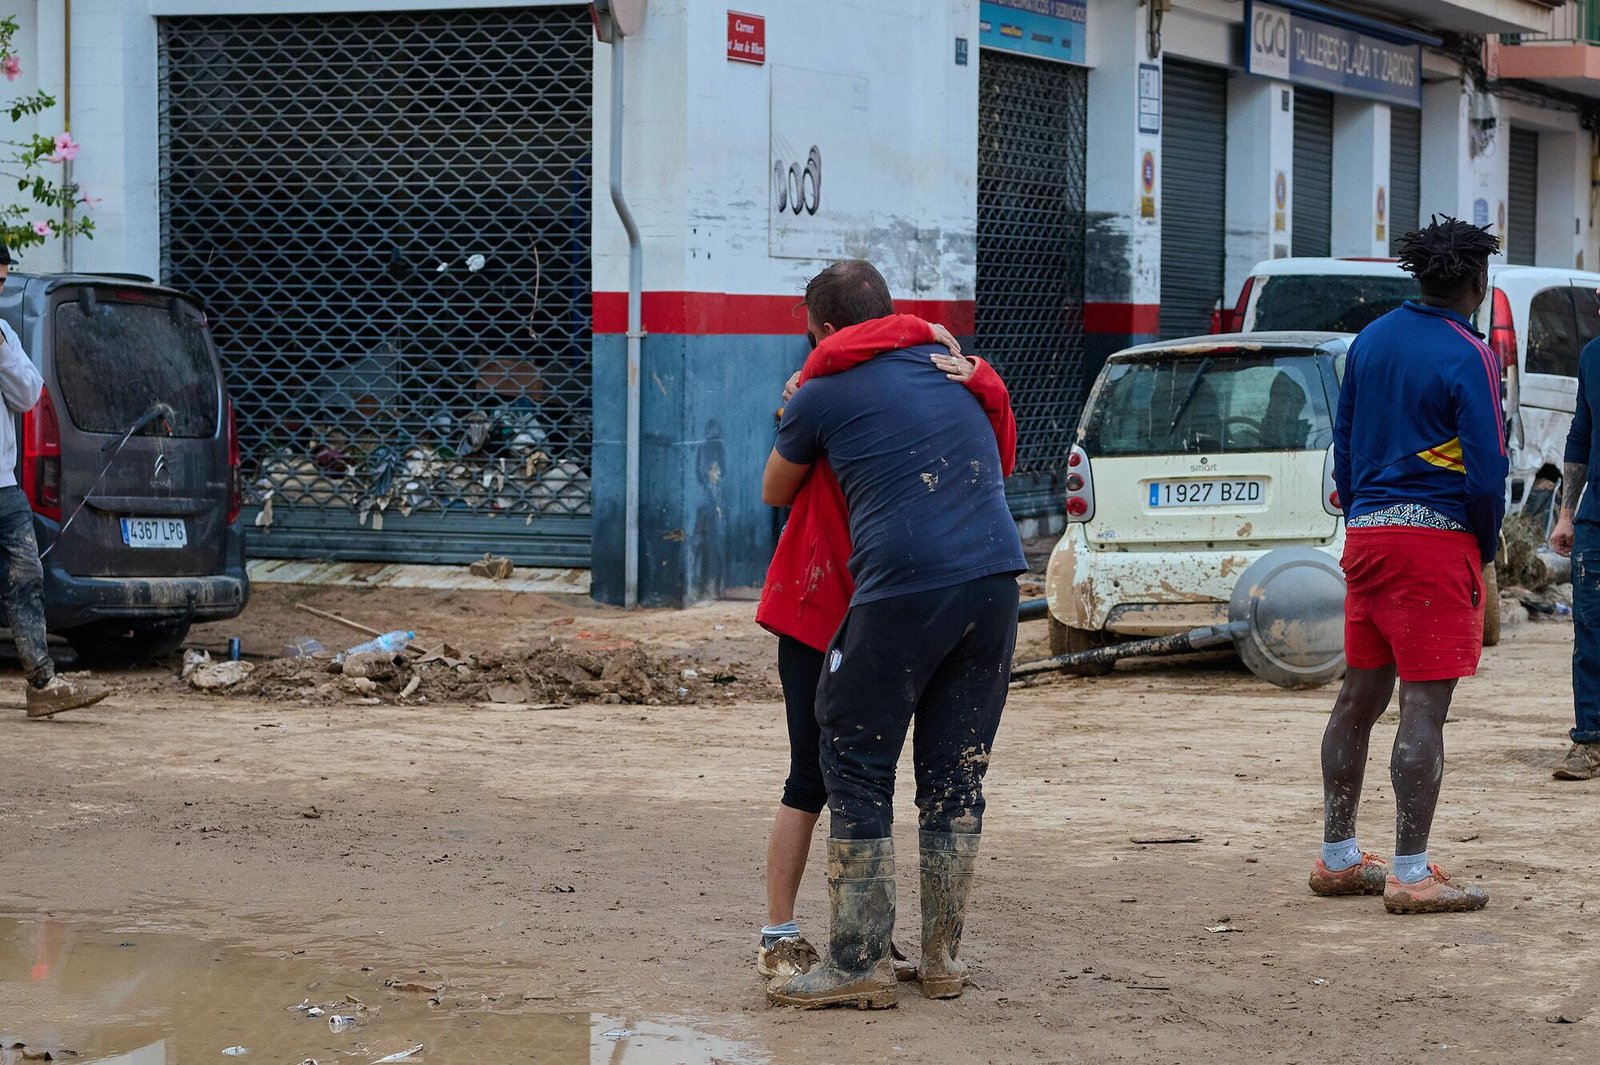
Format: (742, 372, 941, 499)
(1308, 851, 1389, 896)
(1384, 864, 1488, 914)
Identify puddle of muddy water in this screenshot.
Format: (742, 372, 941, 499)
(0, 916, 763, 1065)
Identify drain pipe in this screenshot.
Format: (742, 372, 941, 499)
(607, 32, 644, 608)
(61, 0, 74, 272)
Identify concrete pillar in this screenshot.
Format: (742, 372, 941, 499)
(1420, 78, 1508, 260)
(1331, 98, 1391, 258)
(1224, 74, 1295, 300)
(1083, 0, 1160, 370)
(1535, 130, 1584, 270)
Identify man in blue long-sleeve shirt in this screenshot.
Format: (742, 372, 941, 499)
(1310, 216, 1506, 914)
(1548, 329, 1600, 779)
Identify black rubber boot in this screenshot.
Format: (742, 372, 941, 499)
(919, 830, 980, 998)
(766, 837, 898, 1009)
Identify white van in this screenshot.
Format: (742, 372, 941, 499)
(1225, 257, 1600, 522)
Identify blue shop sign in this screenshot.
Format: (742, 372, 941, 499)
(1245, 0, 1420, 109)
(979, 0, 1087, 67)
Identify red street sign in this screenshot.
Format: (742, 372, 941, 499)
(727, 10, 765, 64)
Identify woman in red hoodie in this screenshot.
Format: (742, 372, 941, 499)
(753, 314, 1017, 978)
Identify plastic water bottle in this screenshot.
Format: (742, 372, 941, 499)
(343, 629, 414, 656)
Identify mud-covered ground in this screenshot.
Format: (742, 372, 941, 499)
(1, 580, 1595, 1064)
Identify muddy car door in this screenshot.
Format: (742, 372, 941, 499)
(42, 284, 228, 579)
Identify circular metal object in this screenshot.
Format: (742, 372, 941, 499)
(1227, 547, 1347, 689)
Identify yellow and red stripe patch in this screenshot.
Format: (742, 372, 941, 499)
(1417, 436, 1466, 473)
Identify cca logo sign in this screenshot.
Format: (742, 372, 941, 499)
(774, 146, 822, 217)
(1253, 9, 1288, 58)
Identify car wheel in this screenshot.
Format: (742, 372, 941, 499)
(67, 619, 193, 666)
(1482, 563, 1501, 648)
(1046, 617, 1115, 676)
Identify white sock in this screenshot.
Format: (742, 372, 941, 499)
(1320, 837, 1361, 871)
(761, 921, 799, 948)
(1392, 851, 1431, 884)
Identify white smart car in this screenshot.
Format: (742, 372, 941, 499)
(1043, 332, 1348, 671)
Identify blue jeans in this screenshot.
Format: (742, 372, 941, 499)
(1572, 521, 1600, 743)
(0, 486, 53, 687)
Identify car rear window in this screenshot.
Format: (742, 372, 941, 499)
(1250, 274, 1417, 332)
(52, 296, 220, 438)
(1082, 352, 1334, 456)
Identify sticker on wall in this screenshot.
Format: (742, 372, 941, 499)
(1375, 185, 1387, 243)
(1138, 63, 1161, 135)
(1473, 198, 1489, 228)
(769, 65, 869, 259)
(1140, 150, 1156, 219)
(1274, 170, 1287, 233)
(1498, 201, 1507, 239)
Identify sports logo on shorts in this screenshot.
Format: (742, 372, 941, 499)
(829, 649, 842, 673)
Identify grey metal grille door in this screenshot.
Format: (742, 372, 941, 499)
(1508, 127, 1540, 266)
(1389, 105, 1421, 255)
(159, 7, 593, 565)
(976, 50, 1088, 517)
(1160, 60, 1228, 340)
(1293, 89, 1334, 258)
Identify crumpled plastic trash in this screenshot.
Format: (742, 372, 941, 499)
(221, 1049, 248, 1057)
(370, 1046, 423, 1064)
(328, 1015, 357, 1033)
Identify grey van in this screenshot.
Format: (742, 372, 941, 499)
(0, 271, 247, 660)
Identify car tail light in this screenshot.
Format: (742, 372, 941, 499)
(1488, 287, 1516, 370)
(1322, 446, 1342, 517)
(1218, 276, 1256, 333)
(1064, 444, 1095, 523)
(21, 387, 62, 521)
(225, 395, 242, 525)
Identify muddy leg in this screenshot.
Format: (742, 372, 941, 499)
(1320, 664, 1398, 842)
(0, 487, 53, 687)
(1390, 679, 1457, 856)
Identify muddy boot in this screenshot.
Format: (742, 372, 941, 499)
(26, 675, 107, 719)
(918, 830, 980, 999)
(766, 838, 897, 1010)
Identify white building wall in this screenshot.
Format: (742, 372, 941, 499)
(594, 0, 978, 309)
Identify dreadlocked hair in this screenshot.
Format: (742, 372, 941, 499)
(1395, 214, 1500, 298)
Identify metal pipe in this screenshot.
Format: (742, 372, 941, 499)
(1017, 597, 1049, 623)
(62, 0, 74, 272)
(607, 32, 643, 608)
(1011, 621, 1244, 679)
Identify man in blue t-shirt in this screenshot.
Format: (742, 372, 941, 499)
(760, 260, 1025, 1010)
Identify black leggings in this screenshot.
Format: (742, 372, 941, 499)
(777, 635, 828, 814)
(816, 574, 1019, 840)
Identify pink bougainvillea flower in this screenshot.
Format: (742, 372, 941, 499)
(2, 56, 21, 81)
(46, 132, 79, 163)
(80, 191, 103, 211)
(32, 221, 54, 238)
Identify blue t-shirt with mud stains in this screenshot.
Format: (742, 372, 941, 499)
(774, 344, 1026, 606)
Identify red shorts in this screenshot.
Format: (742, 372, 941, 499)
(1341, 526, 1485, 682)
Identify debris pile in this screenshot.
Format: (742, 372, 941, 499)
(250, 405, 589, 530)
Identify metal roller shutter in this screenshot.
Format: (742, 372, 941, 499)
(1508, 128, 1540, 266)
(1159, 59, 1228, 340)
(1293, 89, 1334, 257)
(976, 50, 1088, 517)
(159, 7, 594, 565)
(1389, 106, 1421, 254)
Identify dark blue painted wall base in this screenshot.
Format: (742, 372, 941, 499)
(592, 332, 806, 607)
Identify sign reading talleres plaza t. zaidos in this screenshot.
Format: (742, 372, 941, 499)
(1246, 0, 1420, 109)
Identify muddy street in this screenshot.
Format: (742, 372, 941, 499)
(0, 589, 1595, 1064)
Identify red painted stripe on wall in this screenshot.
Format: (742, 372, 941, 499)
(1083, 302, 1161, 334)
(593, 291, 976, 335)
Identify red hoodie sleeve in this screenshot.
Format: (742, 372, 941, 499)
(798, 314, 937, 382)
(964, 357, 1017, 477)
